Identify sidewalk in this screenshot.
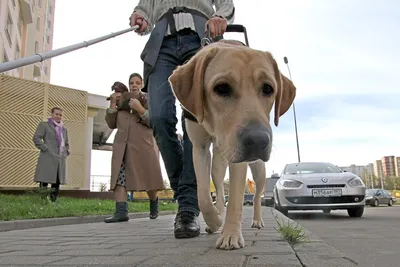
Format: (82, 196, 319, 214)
(0, 207, 358, 267)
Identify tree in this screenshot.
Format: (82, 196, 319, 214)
(384, 176, 400, 190)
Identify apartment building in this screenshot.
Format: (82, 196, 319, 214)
(374, 160, 383, 179)
(381, 156, 395, 177)
(395, 157, 400, 177)
(340, 163, 374, 178)
(0, 0, 55, 83)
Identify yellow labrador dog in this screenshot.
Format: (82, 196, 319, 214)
(169, 40, 296, 250)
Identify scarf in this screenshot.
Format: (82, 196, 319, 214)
(48, 118, 65, 155)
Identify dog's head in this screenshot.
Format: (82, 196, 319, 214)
(169, 43, 296, 163)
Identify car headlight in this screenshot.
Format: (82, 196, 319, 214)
(279, 179, 302, 188)
(348, 177, 364, 187)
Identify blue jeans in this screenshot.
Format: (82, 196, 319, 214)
(147, 32, 201, 216)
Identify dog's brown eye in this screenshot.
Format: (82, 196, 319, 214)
(213, 83, 232, 97)
(262, 83, 274, 96)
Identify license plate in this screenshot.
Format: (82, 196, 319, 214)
(312, 189, 342, 197)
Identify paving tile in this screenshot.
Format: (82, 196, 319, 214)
(0, 207, 358, 266)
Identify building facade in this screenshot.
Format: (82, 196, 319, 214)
(381, 156, 395, 177)
(0, 0, 55, 83)
(374, 160, 383, 179)
(339, 163, 374, 178)
(395, 157, 400, 177)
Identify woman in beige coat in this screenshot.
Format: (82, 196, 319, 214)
(104, 73, 164, 223)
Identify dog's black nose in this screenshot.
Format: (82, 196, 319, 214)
(238, 122, 271, 162)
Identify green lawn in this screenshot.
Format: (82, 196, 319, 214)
(0, 193, 177, 221)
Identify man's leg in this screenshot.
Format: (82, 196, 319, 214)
(148, 38, 182, 199)
(173, 33, 203, 238)
(147, 35, 200, 238)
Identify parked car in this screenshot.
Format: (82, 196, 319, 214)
(243, 194, 254, 205)
(264, 173, 280, 206)
(273, 162, 366, 217)
(365, 189, 394, 207)
(225, 194, 264, 206)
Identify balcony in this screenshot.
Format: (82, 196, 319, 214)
(19, 0, 33, 24)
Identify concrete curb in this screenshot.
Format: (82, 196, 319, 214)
(0, 210, 177, 233)
(271, 208, 359, 267)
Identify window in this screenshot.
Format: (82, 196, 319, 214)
(46, 35, 50, 44)
(283, 162, 343, 175)
(18, 13, 23, 36)
(49, 5, 52, 14)
(3, 50, 9, 62)
(47, 20, 51, 29)
(44, 66, 48, 75)
(34, 41, 39, 53)
(15, 44, 20, 60)
(36, 17, 40, 30)
(38, 0, 42, 7)
(5, 12, 13, 46)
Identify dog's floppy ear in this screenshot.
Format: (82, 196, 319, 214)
(269, 54, 297, 127)
(169, 47, 218, 123)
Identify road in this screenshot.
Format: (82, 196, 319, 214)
(289, 206, 400, 267)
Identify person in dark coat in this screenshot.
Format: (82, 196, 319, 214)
(33, 107, 70, 202)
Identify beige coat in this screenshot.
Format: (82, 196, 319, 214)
(105, 98, 164, 191)
(33, 121, 69, 184)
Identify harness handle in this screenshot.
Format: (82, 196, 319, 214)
(202, 24, 250, 47)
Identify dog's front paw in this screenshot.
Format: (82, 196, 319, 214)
(205, 224, 222, 234)
(215, 226, 244, 250)
(251, 219, 264, 229)
(202, 206, 223, 234)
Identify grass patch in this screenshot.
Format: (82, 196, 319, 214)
(0, 193, 177, 221)
(275, 218, 310, 245)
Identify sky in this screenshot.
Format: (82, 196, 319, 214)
(50, 0, 400, 183)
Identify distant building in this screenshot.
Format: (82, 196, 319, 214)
(374, 160, 383, 179)
(0, 0, 56, 83)
(381, 156, 395, 177)
(339, 164, 373, 178)
(395, 157, 400, 177)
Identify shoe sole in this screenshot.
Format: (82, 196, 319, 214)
(104, 218, 129, 223)
(174, 230, 200, 239)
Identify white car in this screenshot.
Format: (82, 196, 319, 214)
(273, 162, 366, 217)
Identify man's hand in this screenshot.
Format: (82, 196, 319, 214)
(129, 12, 148, 34)
(206, 16, 228, 38)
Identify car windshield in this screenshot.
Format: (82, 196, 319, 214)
(283, 163, 343, 175)
(366, 189, 378, 196)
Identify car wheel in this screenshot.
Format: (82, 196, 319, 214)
(322, 209, 331, 214)
(274, 199, 288, 216)
(388, 199, 393, 206)
(347, 207, 364, 218)
(373, 199, 379, 207)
